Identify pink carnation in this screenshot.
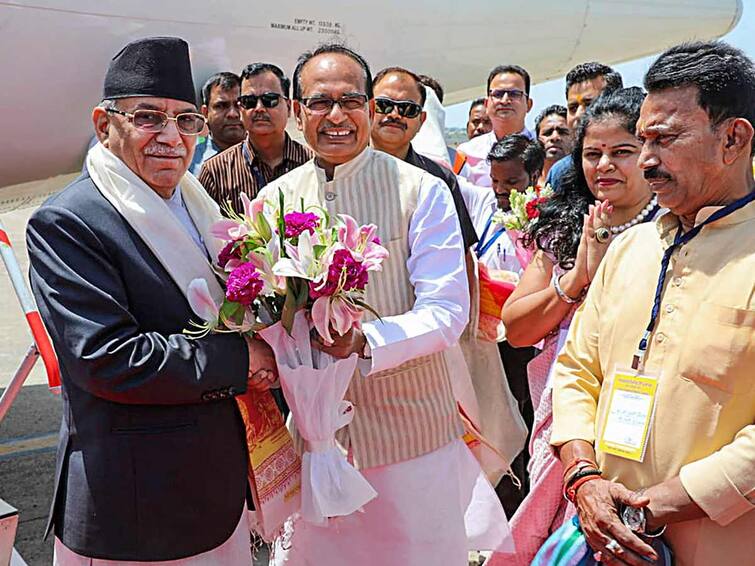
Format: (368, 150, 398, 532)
(283, 211, 320, 238)
(310, 249, 369, 299)
(225, 263, 264, 306)
(217, 239, 243, 268)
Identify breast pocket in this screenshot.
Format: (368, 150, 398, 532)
(678, 302, 755, 393)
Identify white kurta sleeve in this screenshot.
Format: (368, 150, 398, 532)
(359, 175, 470, 375)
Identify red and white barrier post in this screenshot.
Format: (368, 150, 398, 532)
(0, 217, 60, 424)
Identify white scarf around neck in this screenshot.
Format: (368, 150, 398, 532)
(86, 142, 225, 306)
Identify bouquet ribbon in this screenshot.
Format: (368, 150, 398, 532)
(258, 310, 378, 525)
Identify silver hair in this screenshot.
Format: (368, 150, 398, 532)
(98, 99, 118, 110)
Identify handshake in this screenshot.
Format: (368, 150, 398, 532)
(244, 335, 279, 392)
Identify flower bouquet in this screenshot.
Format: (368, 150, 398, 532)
(187, 191, 386, 528)
(498, 184, 554, 269)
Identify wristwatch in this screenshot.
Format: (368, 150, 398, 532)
(620, 504, 667, 537)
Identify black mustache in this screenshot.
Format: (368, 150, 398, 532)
(380, 118, 406, 129)
(644, 167, 672, 181)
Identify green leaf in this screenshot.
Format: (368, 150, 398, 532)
(220, 301, 243, 319)
(277, 189, 287, 253)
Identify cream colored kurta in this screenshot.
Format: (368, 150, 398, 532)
(260, 147, 512, 564)
(551, 202, 755, 566)
(258, 147, 467, 470)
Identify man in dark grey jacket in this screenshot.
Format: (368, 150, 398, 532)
(27, 37, 275, 563)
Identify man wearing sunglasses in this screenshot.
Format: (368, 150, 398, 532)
(199, 62, 311, 214)
(26, 37, 277, 565)
(372, 66, 529, 498)
(259, 45, 506, 565)
(457, 64, 535, 188)
(370, 66, 478, 251)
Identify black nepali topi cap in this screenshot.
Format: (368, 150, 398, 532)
(103, 36, 196, 105)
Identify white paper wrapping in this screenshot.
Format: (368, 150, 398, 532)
(258, 311, 377, 524)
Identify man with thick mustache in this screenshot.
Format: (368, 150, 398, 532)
(199, 62, 311, 213)
(370, 65, 528, 495)
(258, 44, 507, 565)
(26, 37, 278, 564)
(370, 66, 478, 251)
(457, 64, 535, 188)
(551, 41, 755, 566)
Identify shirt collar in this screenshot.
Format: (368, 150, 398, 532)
(314, 146, 373, 183)
(208, 136, 221, 153)
(655, 197, 755, 243)
(472, 127, 533, 152)
(244, 132, 293, 163)
(405, 144, 419, 164)
(165, 184, 183, 205)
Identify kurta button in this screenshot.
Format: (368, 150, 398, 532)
(665, 304, 675, 313)
(325, 192, 336, 201)
(672, 277, 683, 287)
(656, 333, 666, 343)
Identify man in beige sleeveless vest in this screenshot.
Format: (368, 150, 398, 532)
(260, 44, 510, 565)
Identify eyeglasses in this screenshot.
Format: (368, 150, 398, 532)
(299, 93, 368, 114)
(236, 92, 285, 110)
(374, 97, 423, 119)
(488, 88, 527, 102)
(106, 108, 206, 135)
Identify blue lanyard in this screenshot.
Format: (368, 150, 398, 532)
(475, 211, 507, 257)
(241, 141, 268, 189)
(632, 191, 755, 369)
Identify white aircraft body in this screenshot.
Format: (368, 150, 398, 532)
(0, 0, 743, 210)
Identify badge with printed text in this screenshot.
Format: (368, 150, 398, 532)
(598, 368, 659, 462)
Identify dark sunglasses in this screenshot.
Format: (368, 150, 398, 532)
(374, 97, 423, 119)
(236, 92, 285, 110)
(488, 88, 527, 102)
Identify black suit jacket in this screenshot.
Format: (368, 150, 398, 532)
(405, 145, 478, 250)
(26, 172, 250, 561)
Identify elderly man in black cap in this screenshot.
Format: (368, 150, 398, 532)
(27, 37, 278, 564)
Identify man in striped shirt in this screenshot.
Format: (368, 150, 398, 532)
(198, 63, 311, 213)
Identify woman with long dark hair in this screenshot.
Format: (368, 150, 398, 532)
(491, 87, 663, 565)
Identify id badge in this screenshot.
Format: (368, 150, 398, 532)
(598, 368, 659, 462)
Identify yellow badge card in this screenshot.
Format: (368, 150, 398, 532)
(598, 370, 659, 462)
